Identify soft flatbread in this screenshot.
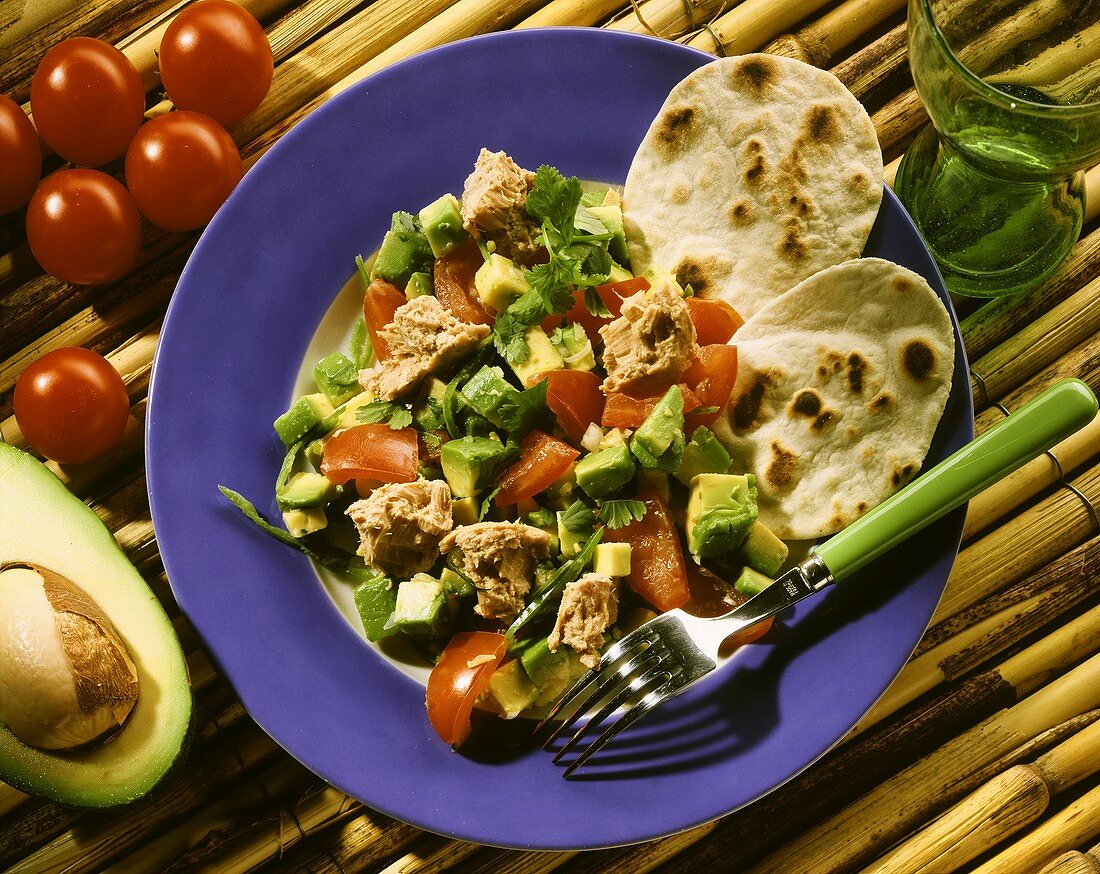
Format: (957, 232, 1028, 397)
(711, 258, 954, 540)
(624, 54, 883, 319)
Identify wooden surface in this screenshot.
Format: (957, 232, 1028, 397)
(2, 1, 1100, 872)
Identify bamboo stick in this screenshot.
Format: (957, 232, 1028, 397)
(746, 652, 1100, 872)
(0, 785, 30, 819)
(830, 21, 908, 101)
(871, 88, 927, 160)
(763, 0, 905, 67)
(1040, 846, 1100, 874)
(381, 836, 485, 872)
(541, 819, 724, 874)
(277, 810, 424, 873)
(686, 0, 838, 57)
(517, 0, 627, 27)
(605, 0, 728, 37)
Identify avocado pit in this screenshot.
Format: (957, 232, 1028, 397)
(0, 562, 139, 751)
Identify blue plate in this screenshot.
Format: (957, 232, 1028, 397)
(147, 29, 972, 850)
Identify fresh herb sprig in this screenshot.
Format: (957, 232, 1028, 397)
(598, 499, 647, 529)
(356, 400, 413, 430)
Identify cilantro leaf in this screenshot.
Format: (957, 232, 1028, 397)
(494, 378, 549, 437)
(493, 308, 534, 365)
(356, 401, 413, 430)
(584, 288, 613, 318)
(219, 486, 348, 572)
(598, 499, 647, 529)
(573, 203, 610, 237)
(564, 242, 612, 286)
(559, 499, 597, 535)
(525, 165, 583, 236)
(479, 484, 503, 521)
(525, 258, 577, 315)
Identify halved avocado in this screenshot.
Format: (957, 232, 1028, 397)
(0, 443, 191, 807)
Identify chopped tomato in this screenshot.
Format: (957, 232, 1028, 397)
(320, 424, 418, 484)
(532, 370, 605, 444)
(434, 241, 493, 325)
(540, 278, 646, 342)
(363, 279, 406, 361)
(592, 276, 649, 317)
(608, 493, 689, 612)
(426, 632, 507, 747)
(684, 344, 739, 429)
(686, 297, 744, 346)
(724, 616, 774, 651)
(494, 429, 579, 506)
(683, 568, 773, 648)
(601, 385, 703, 429)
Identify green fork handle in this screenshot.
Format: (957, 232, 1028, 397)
(813, 378, 1098, 582)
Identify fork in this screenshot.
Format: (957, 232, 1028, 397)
(539, 378, 1098, 777)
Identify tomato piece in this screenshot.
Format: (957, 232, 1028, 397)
(533, 370, 604, 444)
(31, 38, 144, 167)
(320, 424, 418, 484)
(434, 242, 493, 325)
(540, 277, 644, 343)
(686, 297, 744, 346)
(124, 111, 242, 232)
(724, 616, 774, 650)
(426, 632, 507, 747)
(0, 95, 41, 214)
(362, 278, 406, 361)
(601, 385, 702, 429)
(158, 0, 273, 125)
(14, 348, 129, 464)
(594, 276, 649, 316)
(494, 430, 579, 506)
(684, 344, 739, 429)
(608, 494, 689, 612)
(26, 169, 142, 285)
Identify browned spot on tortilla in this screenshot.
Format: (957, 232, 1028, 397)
(811, 410, 836, 432)
(803, 104, 842, 146)
(870, 392, 893, 412)
(902, 340, 936, 382)
(856, 501, 868, 514)
(766, 442, 797, 491)
(728, 199, 755, 227)
(891, 462, 917, 487)
(655, 105, 699, 154)
(847, 353, 867, 395)
(733, 372, 770, 430)
(670, 183, 691, 204)
(788, 194, 812, 217)
(778, 221, 809, 261)
(744, 153, 766, 187)
(790, 389, 821, 418)
(863, 446, 875, 461)
(845, 426, 858, 440)
(675, 257, 714, 297)
(828, 512, 845, 530)
(893, 275, 915, 293)
(849, 171, 870, 193)
(732, 56, 777, 94)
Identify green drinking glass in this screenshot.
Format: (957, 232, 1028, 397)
(896, 0, 1100, 297)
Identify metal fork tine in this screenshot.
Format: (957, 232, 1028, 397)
(552, 657, 670, 764)
(562, 678, 678, 779)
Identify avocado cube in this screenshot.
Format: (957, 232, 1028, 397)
(677, 426, 733, 485)
(551, 323, 596, 372)
(303, 438, 325, 468)
(576, 445, 636, 499)
(277, 471, 341, 509)
(461, 366, 517, 427)
(370, 212, 433, 288)
(736, 520, 789, 577)
(488, 659, 541, 718)
(521, 638, 587, 706)
(643, 266, 685, 296)
(735, 566, 775, 598)
(594, 542, 631, 577)
(451, 495, 480, 526)
(354, 575, 398, 641)
(441, 567, 475, 597)
(441, 436, 511, 498)
(314, 352, 361, 406)
(274, 393, 334, 445)
(588, 204, 629, 266)
(509, 326, 564, 386)
(523, 508, 560, 552)
(474, 253, 529, 312)
(557, 509, 590, 557)
(608, 261, 633, 283)
(282, 506, 327, 538)
(686, 473, 759, 558)
(328, 391, 378, 433)
(631, 386, 686, 473)
(386, 575, 449, 636)
(418, 194, 468, 259)
(580, 188, 609, 207)
(404, 271, 433, 300)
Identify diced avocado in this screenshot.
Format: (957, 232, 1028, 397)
(303, 438, 325, 468)
(510, 326, 564, 386)
(386, 574, 449, 636)
(608, 262, 633, 283)
(580, 188, 609, 208)
(576, 445, 636, 499)
(277, 471, 341, 509)
(520, 638, 588, 705)
(550, 323, 596, 372)
(643, 266, 685, 296)
(544, 464, 577, 511)
(354, 574, 398, 641)
(599, 428, 628, 450)
(451, 495, 479, 526)
(588, 204, 629, 265)
(440, 436, 511, 498)
(686, 473, 759, 558)
(404, 271, 433, 300)
(594, 542, 631, 577)
(412, 378, 447, 431)
(630, 386, 686, 473)
(488, 659, 541, 718)
(282, 506, 327, 538)
(418, 194, 468, 259)
(557, 510, 590, 557)
(370, 212, 433, 288)
(677, 426, 733, 485)
(734, 566, 775, 598)
(524, 508, 560, 552)
(313, 352, 360, 406)
(736, 520, 789, 577)
(274, 394, 333, 446)
(441, 567, 475, 598)
(461, 366, 516, 426)
(474, 253, 529, 312)
(329, 391, 377, 432)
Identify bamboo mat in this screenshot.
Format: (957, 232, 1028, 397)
(2, 1, 1100, 872)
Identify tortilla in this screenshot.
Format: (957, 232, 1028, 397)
(623, 54, 883, 319)
(710, 258, 955, 540)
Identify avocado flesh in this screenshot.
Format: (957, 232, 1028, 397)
(0, 443, 191, 807)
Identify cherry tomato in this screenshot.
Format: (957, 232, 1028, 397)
(321, 424, 418, 485)
(14, 347, 130, 464)
(124, 111, 241, 232)
(434, 242, 493, 325)
(494, 430, 579, 506)
(26, 169, 142, 285)
(0, 95, 41, 214)
(533, 370, 604, 444)
(608, 493, 690, 612)
(601, 385, 702, 429)
(686, 297, 744, 346)
(426, 632, 507, 747)
(684, 345, 739, 429)
(30, 38, 144, 167)
(158, 1, 273, 125)
(362, 278, 407, 361)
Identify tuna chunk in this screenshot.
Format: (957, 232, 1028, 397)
(359, 296, 488, 401)
(599, 282, 699, 394)
(548, 573, 618, 669)
(347, 479, 453, 578)
(461, 149, 539, 260)
(439, 521, 550, 621)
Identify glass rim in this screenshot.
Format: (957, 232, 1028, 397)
(917, 0, 1100, 117)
